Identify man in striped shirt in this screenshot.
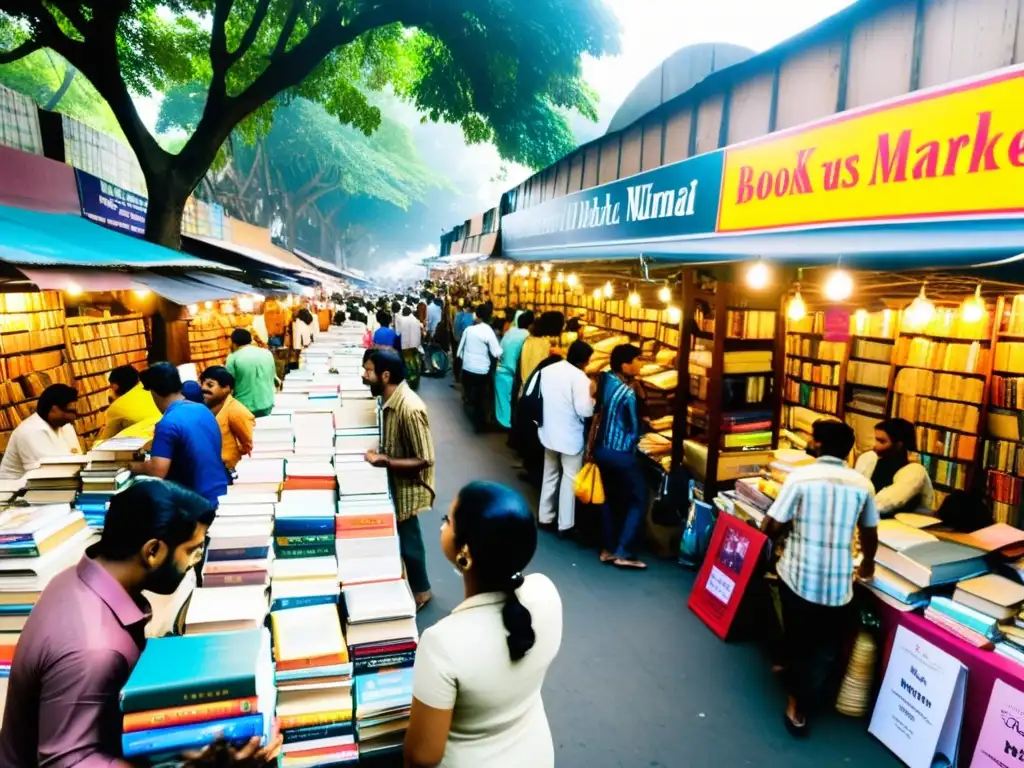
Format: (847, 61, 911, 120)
(594, 344, 647, 570)
(762, 419, 879, 736)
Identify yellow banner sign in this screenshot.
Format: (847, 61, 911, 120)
(717, 67, 1024, 233)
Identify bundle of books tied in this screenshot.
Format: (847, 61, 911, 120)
(345, 580, 418, 759)
(75, 437, 151, 528)
(119, 630, 275, 760)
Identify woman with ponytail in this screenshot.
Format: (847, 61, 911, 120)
(404, 482, 563, 768)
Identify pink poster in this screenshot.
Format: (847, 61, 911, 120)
(971, 679, 1024, 767)
(824, 310, 851, 342)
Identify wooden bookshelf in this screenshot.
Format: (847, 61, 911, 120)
(781, 314, 851, 447)
(188, 312, 254, 368)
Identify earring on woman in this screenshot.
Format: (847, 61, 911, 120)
(456, 546, 472, 571)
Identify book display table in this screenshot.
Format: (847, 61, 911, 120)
(870, 591, 1024, 763)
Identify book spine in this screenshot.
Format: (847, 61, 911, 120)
(122, 697, 259, 733)
(206, 546, 271, 562)
(276, 709, 352, 731)
(351, 642, 418, 658)
(353, 652, 415, 674)
(274, 519, 335, 536)
(281, 721, 355, 744)
(0, 546, 39, 558)
(202, 572, 268, 588)
(0, 534, 35, 546)
(276, 652, 348, 673)
(121, 713, 264, 757)
(275, 534, 335, 547)
(275, 545, 335, 559)
(930, 599, 998, 638)
(120, 674, 256, 714)
(270, 593, 338, 611)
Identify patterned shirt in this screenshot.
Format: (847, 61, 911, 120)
(597, 372, 639, 453)
(768, 456, 879, 607)
(381, 381, 436, 521)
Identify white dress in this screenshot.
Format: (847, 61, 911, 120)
(412, 573, 563, 767)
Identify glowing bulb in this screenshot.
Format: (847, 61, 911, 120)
(823, 269, 853, 302)
(787, 290, 807, 321)
(518, 265, 530, 277)
(658, 285, 672, 303)
(132, 288, 151, 298)
(540, 272, 551, 285)
(666, 306, 682, 324)
(854, 308, 869, 334)
(628, 292, 641, 307)
(542, 263, 552, 272)
(495, 263, 506, 275)
(65, 282, 83, 297)
(745, 261, 770, 290)
(961, 285, 986, 324)
(603, 281, 613, 298)
(567, 273, 578, 287)
(556, 271, 565, 283)
(187, 304, 199, 315)
(906, 284, 936, 330)
(238, 296, 255, 313)
(592, 288, 602, 300)
(204, 301, 214, 310)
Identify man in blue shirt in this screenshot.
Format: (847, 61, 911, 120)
(132, 362, 228, 507)
(372, 310, 401, 352)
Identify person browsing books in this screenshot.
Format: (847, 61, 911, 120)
(0, 479, 282, 767)
(226, 328, 279, 418)
(456, 304, 503, 433)
(404, 482, 562, 768)
(0, 384, 82, 480)
(362, 350, 436, 611)
(132, 363, 228, 507)
(200, 366, 256, 473)
(98, 366, 161, 441)
(761, 419, 879, 737)
(854, 417, 935, 516)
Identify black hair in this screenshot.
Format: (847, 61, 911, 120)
(362, 347, 376, 364)
(108, 365, 140, 393)
(391, 300, 401, 314)
(367, 349, 406, 385)
(476, 303, 493, 323)
(610, 343, 642, 372)
(402, 306, 412, 316)
(333, 310, 347, 325)
(230, 328, 252, 346)
(434, 297, 443, 306)
(812, 419, 855, 460)
(37, 383, 77, 418)
(532, 310, 565, 338)
(566, 340, 594, 367)
(377, 310, 392, 327)
(936, 490, 994, 533)
(96, 479, 216, 560)
(140, 362, 183, 398)
(200, 365, 235, 390)
(876, 418, 917, 453)
(453, 481, 537, 661)
(565, 317, 582, 333)
(518, 310, 534, 329)
(297, 308, 315, 326)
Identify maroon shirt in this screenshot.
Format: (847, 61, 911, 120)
(0, 555, 149, 767)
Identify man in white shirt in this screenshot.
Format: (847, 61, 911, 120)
(426, 297, 443, 335)
(854, 417, 935, 516)
(537, 341, 595, 533)
(457, 304, 502, 432)
(0, 384, 82, 480)
(395, 306, 425, 391)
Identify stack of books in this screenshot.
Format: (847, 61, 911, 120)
(336, 458, 390, 500)
(346, 580, 417, 760)
(203, 500, 275, 587)
(119, 630, 275, 760)
(75, 438, 149, 527)
(283, 461, 337, 494)
(230, 457, 285, 497)
(292, 411, 338, 459)
(874, 521, 989, 592)
(336, 497, 401, 587)
(251, 415, 295, 460)
(272, 604, 357, 765)
(925, 596, 1003, 649)
(276, 489, 338, 560)
(22, 456, 88, 505)
(184, 583, 270, 634)
(334, 401, 380, 445)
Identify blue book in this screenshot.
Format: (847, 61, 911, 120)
(122, 713, 264, 757)
(0, 605, 32, 616)
(355, 668, 414, 713)
(271, 593, 338, 612)
(275, 663, 353, 683)
(273, 517, 335, 536)
(929, 596, 1001, 639)
(206, 545, 271, 562)
(120, 629, 270, 713)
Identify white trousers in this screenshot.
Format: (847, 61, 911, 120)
(539, 448, 583, 531)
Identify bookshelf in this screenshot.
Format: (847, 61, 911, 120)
(65, 313, 149, 440)
(188, 312, 255, 368)
(0, 292, 76, 453)
(984, 295, 1024, 524)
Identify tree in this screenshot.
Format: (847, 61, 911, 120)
(0, 1, 619, 249)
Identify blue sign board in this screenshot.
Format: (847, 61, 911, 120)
(75, 169, 148, 238)
(501, 150, 725, 261)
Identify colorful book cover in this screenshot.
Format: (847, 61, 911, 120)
(122, 697, 259, 733)
(275, 545, 336, 559)
(271, 593, 338, 612)
(274, 518, 335, 537)
(281, 721, 354, 745)
(206, 545, 271, 562)
(122, 713, 263, 757)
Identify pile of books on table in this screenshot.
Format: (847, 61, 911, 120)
(336, 496, 401, 587)
(921, 573, 1024, 651)
(184, 582, 270, 635)
(346, 580, 417, 760)
(0, 504, 94, 675)
(119, 630, 275, 760)
(229, 457, 285, 497)
(270, 487, 338, 610)
(73, 439, 148, 528)
(203, 495, 276, 589)
(22, 456, 88, 505)
(293, 411, 338, 459)
(272, 604, 357, 766)
(251, 415, 295, 460)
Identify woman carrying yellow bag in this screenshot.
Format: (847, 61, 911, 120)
(591, 344, 648, 570)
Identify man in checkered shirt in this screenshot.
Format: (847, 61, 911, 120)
(762, 419, 879, 737)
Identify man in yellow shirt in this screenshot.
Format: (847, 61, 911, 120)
(199, 366, 256, 472)
(98, 366, 161, 441)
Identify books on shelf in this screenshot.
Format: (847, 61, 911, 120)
(184, 585, 270, 634)
(354, 668, 414, 759)
(894, 337, 988, 373)
(891, 393, 980, 433)
(893, 369, 984, 404)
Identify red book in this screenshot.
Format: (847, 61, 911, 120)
(122, 697, 259, 732)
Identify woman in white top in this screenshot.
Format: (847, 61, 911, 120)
(404, 482, 563, 768)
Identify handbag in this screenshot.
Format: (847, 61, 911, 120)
(574, 395, 605, 505)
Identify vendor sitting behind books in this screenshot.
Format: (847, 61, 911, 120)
(854, 418, 934, 517)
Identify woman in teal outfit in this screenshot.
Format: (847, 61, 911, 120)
(494, 310, 533, 429)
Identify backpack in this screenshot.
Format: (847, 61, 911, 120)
(519, 367, 545, 427)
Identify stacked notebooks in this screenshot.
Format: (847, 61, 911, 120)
(21, 456, 88, 505)
(74, 437, 150, 529)
(119, 630, 275, 760)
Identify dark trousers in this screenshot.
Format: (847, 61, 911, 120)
(461, 371, 489, 432)
(594, 446, 647, 559)
(397, 515, 431, 594)
(778, 581, 852, 713)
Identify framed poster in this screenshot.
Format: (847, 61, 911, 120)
(971, 679, 1024, 767)
(687, 512, 768, 640)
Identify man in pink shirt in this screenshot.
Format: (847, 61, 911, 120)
(0, 479, 281, 766)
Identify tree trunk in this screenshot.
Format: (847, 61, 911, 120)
(44, 63, 77, 111)
(144, 182, 189, 249)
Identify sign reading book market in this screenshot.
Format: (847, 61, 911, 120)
(718, 65, 1024, 233)
(501, 150, 724, 258)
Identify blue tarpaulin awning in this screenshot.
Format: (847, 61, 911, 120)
(0, 204, 230, 269)
(131, 272, 238, 305)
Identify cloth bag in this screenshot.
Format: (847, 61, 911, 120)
(574, 406, 604, 505)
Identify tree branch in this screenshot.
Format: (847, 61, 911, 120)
(47, 0, 90, 37)
(270, 0, 299, 60)
(227, 0, 271, 67)
(0, 40, 40, 64)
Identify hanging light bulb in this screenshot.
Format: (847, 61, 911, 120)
(787, 289, 807, 321)
(556, 271, 565, 283)
(518, 265, 530, 278)
(542, 263, 552, 273)
(495, 263, 506, 275)
(204, 300, 214, 310)
(658, 284, 672, 303)
(592, 288, 602, 300)
(187, 304, 199, 315)
(666, 306, 682, 324)
(65, 282, 83, 297)
(132, 287, 151, 298)
(603, 281, 613, 298)
(823, 269, 854, 302)
(961, 284, 986, 324)
(567, 273, 578, 287)
(540, 272, 551, 285)
(745, 260, 771, 290)
(628, 291, 641, 307)
(906, 282, 936, 330)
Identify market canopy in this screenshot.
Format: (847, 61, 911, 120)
(131, 272, 238, 305)
(16, 267, 142, 292)
(184, 270, 268, 296)
(0, 204, 228, 269)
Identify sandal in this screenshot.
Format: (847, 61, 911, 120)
(783, 713, 808, 738)
(613, 558, 647, 570)
(599, 551, 616, 563)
